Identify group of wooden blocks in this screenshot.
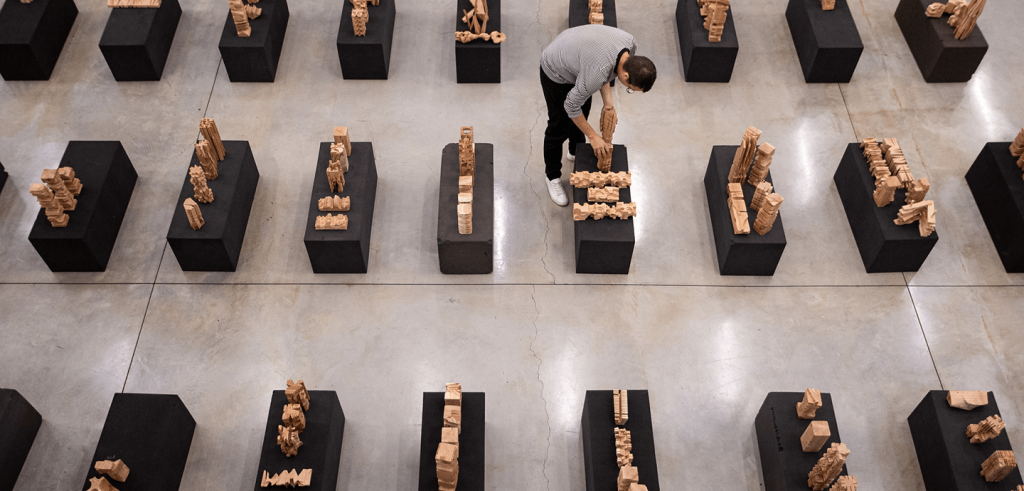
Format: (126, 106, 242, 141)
(613, 390, 648, 491)
(821, 0, 835, 10)
(795, 389, 857, 491)
(456, 0, 506, 44)
(726, 126, 783, 236)
(437, 383, 463, 491)
(316, 127, 354, 231)
(30, 167, 82, 228)
(229, 0, 262, 38)
(945, 390, 1018, 483)
(924, 0, 986, 40)
(457, 127, 476, 235)
(276, 379, 310, 458)
(107, 0, 161, 8)
(86, 459, 129, 491)
(571, 111, 637, 221)
(589, 0, 604, 25)
(183, 119, 226, 231)
(697, 0, 730, 42)
(860, 137, 936, 237)
(260, 469, 312, 487)
(350, 0, 378, 36)
(1010, 127, 1024, 176)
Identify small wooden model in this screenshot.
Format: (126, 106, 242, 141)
(569, 171, 632, 188)
(614, 390, 629, 425)
(829, 475, 857, 491)
(726, 128, 782, 235)
(615, 427, 633, 467)
(860, 137, 936, 237)
(456, 0, 506, 44)
(274, 379, 310, 458)
(437, 383, 462, 491)
(726, 183, 749, 234)
(190, 166, 214, 203)
(821, 0, 835, 10)
(598, 106, 617, 172)
(87, 477, 119, 491)
(924, 0, 985, 40)
(31, 167, 84, 228)
(315, 214, 348, 230)
(797, 388, 822, 419)
(801, 420, 831, 452)
(729, 126, 761, 183)
(282, 404, 306, 431)
(747, 143, 775, 186)
(94, 460, 130, 482)
(894, 201, 936, 237)
(808, 442, 850, 490)
(351, 0, 371, 36)
(750, 181, 773, 211)
(589, 0, 603, 24)
(318, 195, 350, 212)
(966, 414, 1005, 444)
(457, 127, 475, 235)
(573, 202, 637, 221)
(183, 198, 204, 230)
(20, 0, 33, 3)
(753, 193, 783, 235)
(981, 450, 1016, 482)
(618, 465, 638, 491)
(327, 160, 345, 193)
(698, 0, 730, 42)
(1010, 127, 1024, 173)
(108, 0, 160, 7)
(947, 390, 988, 410)
(260, 469, 312, 487)
(588, 187, 620, 202)
(277, 425, 302, 457)
(229, 0, 261, 37)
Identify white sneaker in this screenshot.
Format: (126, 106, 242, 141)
(546, 178, 569, 206)
(566, 153, 576, 163)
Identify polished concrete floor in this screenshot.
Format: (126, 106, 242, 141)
(1, 0, 1022, 489)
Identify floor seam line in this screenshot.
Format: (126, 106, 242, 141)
(838, 84, 859, 141)
(905, 278, 944, 389)
(121, 245, 166, 393)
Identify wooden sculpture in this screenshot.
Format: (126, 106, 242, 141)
(829, 476, 857, 491)
(87, 477, 119, 491)
(334, 126, 352, 156)
(459, 176, 473, 193)
(59, 167, 82, 194)
(195, 142, 219, 180)
(573, 202, 637, 221)
(108, 0, 160, 7)
(327, 160, 345, 193)
(20, 0, 33, 3)
(229, 0, 254, 37)
(31, 167, 83, 227)
(459, 127, 475, 177)
(589, 0, 603, 24)
(282, 404, 306, 431)
(727, 183, 749, 234)
(894, 201, 936, 237)
(948, 390, 988, 410)
(905, 178, 930, 204)
(925, 1, 984, 39)
(862, 137, 939, 234)
(352, 0, 368, 36)
(183, 198, 204, 230)
(981, 450, 1016, 482)
(458, 127, 475, 235)
(614, 390, 629, 425)
(277, 425, 302, 457)
(797, 389, 822, 419)
(189, 166, 214, 203)
(1011, 128, 1024, 157)
(925, 2, 945, 16)
(747, 143, 775, 186)
(569, 171, 632, 188)
(730, 126, 761, 183)
(41, 169, 77, 210)
(437, 383, 462, 491)
(318, 195, 350, 212)
(615, 428, 633, 467)
(753, 193, 783, 235)
(801, 421, 831, 452)
(94, 460, 130, 482)
(808, 442, 850, 490)
(30, 184, 69, 227)
(286, 379, 310, 410)
(698, 0, 730, 42)
(315, 214, 348, 230)
(821, 0, 835, 10)
(458, 196, 473, 235)
(751, 181, 773, 211)
(967, 414, 1005, 444)
(456, 0, 505, 44)
(598, 106, 617, 172)
(588, 187, 620, 202)
(260, 469, 312, 487)
(618, 465, 638, 491)
(873, 176, 899, 207)
(197, 119, 224, 180)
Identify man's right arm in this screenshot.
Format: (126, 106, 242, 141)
(565, 77, 612, 159)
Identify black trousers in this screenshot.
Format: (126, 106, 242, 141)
(541, 66, 592, 180)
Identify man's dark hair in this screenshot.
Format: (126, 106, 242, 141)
(624, 55, 656, 92)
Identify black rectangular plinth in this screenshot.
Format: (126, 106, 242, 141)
(581, 390, 660, 491)
(219, 0, 289, 82)
(573, 144, 634, 275)
(455, 0, 499, 84)
(755, 392, 847, 491)
(704, 145, 787, 276)
(0, 389, 42, 491)
(786, 0, 863, 83)
(83, 393, 196, 491)
(966, 143, 1024, 273)
(336, 0, 395, 79)
(303, 142, 378, 274)
(569, 0, 616, 27)
(99, 0, 181, 81)
(254, 390, 345, 491)
(166, 141, 260, 272)
(675, 0, 738, 83)
(895, 0, 987, 83)
(908, 391, 1023, 491)
(417, 392, 485, 491)
(834, 143, 938, 273)
(28, 141, 138, 272)
(437, 143, 493, 274)
(0, 0, 77, 80)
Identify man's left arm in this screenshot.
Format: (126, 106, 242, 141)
(599, 83, 617, 134)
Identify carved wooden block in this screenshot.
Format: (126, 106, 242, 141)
(797, 388, 822, 419)
(801, 421, 831, 452)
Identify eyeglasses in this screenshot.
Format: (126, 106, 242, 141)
(625, 87, 635, 94)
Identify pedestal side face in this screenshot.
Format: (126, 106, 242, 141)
(965, 143, 1024, 272)
(99, 0, 181, 80)
(417, 392, 486, 491)
(580, 390, 660, 491)
(786, 0, 863, 83)
(0, 0, 78, 80)
(0, 389, 42, 491)
(218, 0, 289, 82)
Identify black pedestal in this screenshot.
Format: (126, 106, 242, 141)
(166, 141, 260, 272)
(303, 142, 378, 274)
(895, 0, 987, 83)
(834, 143, 938, 273)
(703, 145, 787, 276)
(785, 0, 862, 83)
(0, 161, 7, 194)
(454, 0, 499, 84)
(28, 141, 138, 272)
(0, 389, 42, 491)
(581, 390, 660, 491)
(908, 391, 1023, 491)
(254, 390, 345, 491)
(966, 143, 1024, 273)
(755, 392, 848, 491)
(569, 0, 616, 27)
(0, 0, 77, 80)
(336, 0, 395, 79)
(83, 393, 196, 491)
(219, 0, 289, 82)
(675, 0, 738, 83)
(417, 392, 485, 491)
(573, 144, 635, 275)
(437, 143, 493, 274)
(98, 0, 180, 81)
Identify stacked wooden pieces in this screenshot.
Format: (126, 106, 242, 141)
(924, 0, 986, 40)
(87, 477, 120, 491)
(967, 414, 1006, 444)
(456, 0, 506, 44)
(229, 0, 262, 37)
(614, 389, 629, 425)
(613, 390, 648, 491)
(184, 119, 226, 231)
(944, 389, 1017, 483)
(589, 0, 603, 24)
(318, 195, 350, 212)
(190, 166, 214, 205)
(437, 383, 463, 491)
(260, 469, 312, 487)
(316, 127, 354, 231)
(808, 442, 850, 490)
(797, 388, 822, 419)
(821, 0, 835, 10)
(276, 379, 309, 458)
(698, 0, 730, 42)
(981, 450, 1016, 482)
(860, 137, 936, 237)
(351, 0, 371, 36)
(107, 0, 161, 7)
(829, 476, 858, 491)
(183, 198, 204, 230)
(30, 167, 82, 228)
(598, 106, 617, 172)
(726, 127, 783, 235)
(457, 127, 475, 235)
(570, 139, 637, 222)
(1010, 127, 1024, 173)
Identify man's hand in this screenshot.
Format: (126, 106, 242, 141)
(591, 136, 612, 159)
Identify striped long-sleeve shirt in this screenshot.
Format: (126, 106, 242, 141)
(540, 25, 638, 118)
